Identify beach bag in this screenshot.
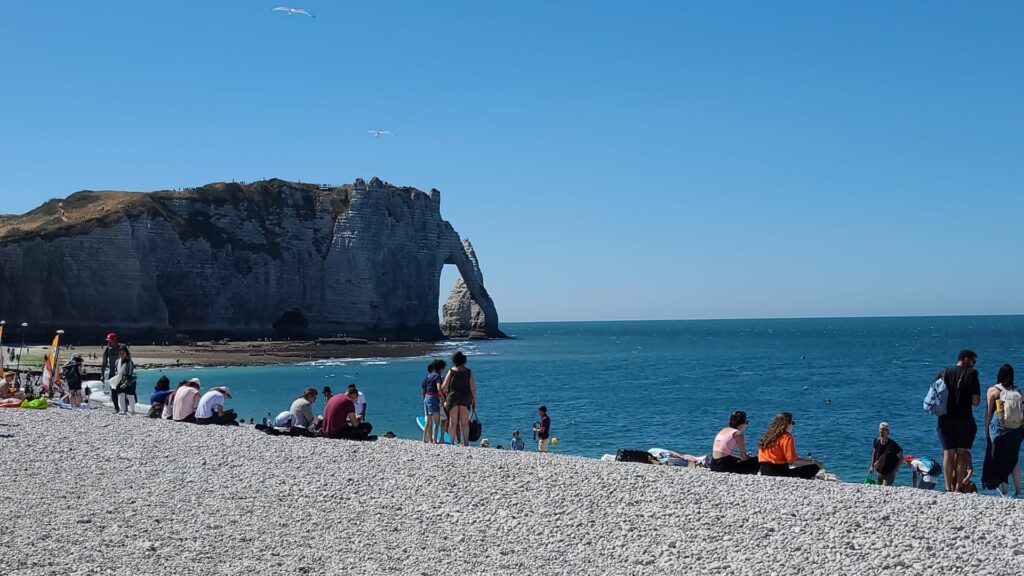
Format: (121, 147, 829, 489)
(995, 384, 1024, 429)
(615, 449, 657, 464)
(467, 410, 482, 443)
(923, 370, 949, 417)
(863, 473, 877, 485)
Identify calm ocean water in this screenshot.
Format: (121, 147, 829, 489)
(137, 316, 1024, 483)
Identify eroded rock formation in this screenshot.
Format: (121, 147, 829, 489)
(441, 239, 507, 339)
(0, 178, 505, 342)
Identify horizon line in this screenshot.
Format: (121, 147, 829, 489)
(498, 312, 1024, 325)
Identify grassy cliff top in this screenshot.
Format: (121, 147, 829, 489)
(0, 178, 425, 243)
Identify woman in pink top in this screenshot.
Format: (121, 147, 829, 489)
(710, 411, 759, 474)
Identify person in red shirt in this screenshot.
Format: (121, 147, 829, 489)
(322, 387, 374, 440)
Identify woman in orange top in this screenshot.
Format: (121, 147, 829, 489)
(757, 412, 823, 479)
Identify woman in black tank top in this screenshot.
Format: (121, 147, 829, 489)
(440, 351, 477, 446)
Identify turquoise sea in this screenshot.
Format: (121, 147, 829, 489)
(137, 316, 1024, 483)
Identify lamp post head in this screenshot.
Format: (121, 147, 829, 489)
(56, 330, 65, 335)
(20, 323, 27, 328)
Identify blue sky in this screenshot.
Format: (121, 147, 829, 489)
(1, 1, 1021, 322)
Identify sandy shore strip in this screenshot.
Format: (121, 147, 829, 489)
(6, 339, 438, 370)
(3, 410, 1023, 575)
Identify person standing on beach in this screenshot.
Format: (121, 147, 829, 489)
(440, 351, 476, 447)
(981, 364, 1024, 496)
(868, 422, 903, 486)
(114, 345, 137, 415)
(936, 349, 982, 492)
(533, 406, 551, 452)
(421, 360, 443, 443)
(757, 412, 823, 479)
(100, 332, 120, 412)
(62, 353, 86, 408)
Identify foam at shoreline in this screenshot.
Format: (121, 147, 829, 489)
(2, 409, 1022, 575)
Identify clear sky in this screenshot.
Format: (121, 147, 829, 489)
(1, 1, 1021, 322)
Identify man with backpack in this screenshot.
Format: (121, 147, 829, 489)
(932, 349, 982, 493)
(62, 353, 86, 407)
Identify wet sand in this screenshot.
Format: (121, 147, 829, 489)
(7, 339, 437, 370)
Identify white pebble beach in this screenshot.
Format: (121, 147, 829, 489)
(2, 409, 1023, 575)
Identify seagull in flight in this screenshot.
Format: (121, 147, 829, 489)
(273, 7, 315, 18)
(368, 130, 397, 137)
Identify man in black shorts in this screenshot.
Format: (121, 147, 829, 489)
(936, 349, 981, 492)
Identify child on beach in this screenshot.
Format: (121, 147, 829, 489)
(510, 430, 525, 451)
(904, 455, 941, 490)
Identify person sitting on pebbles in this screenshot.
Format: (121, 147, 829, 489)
(757, 412, 823, 480)
(1, 371, 24, 401)
(195, 386, 239, 426)
(172, 378, 202, 423)
(321, 386, 374, 440)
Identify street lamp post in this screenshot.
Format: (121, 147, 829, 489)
(16, 322, 27, 373)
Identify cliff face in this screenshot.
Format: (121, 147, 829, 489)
(0, 178, 505, 342)
(441, 239, 506, 339)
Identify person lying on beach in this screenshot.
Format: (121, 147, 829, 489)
(710, 410, 759, 475)
(172, 378, 202, 423)
(321, 387, 374, 440)
(195, 387, 239, 426)
(757, 412, 823, 480)
(1, 371, 25, 401)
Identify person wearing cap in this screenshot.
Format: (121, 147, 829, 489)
(172, 378, 202, 422)
(710, 411, 759, 474)
(195, 386, 238, 426)
(62, 353, 87, 407)
(869, 422, 903, 486)
(904, 454, 942, 490)
(100, 332, 121, 412)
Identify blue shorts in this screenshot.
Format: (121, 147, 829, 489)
(424, 396, 441, 415)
